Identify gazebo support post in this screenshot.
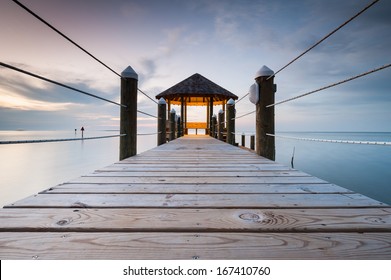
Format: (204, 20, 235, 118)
(209, 97, 214, 136)
(184, 99, 188, 134)
(180, 96, 185, 137)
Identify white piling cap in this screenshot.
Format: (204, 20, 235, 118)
(227, 98, 235, 105)
(170, 108, 176, 113)
(254, 65, 274, 79)
(218, 109, 224, 114)
(158, 97, 167, 105)
(121, 66, 138, 80)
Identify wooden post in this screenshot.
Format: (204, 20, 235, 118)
(226, 98, 235, 145)
(255, 65, 276, 160)
(177, 116, 182, 138)
(167, 100, 171, 120)
(120, 66, 138, 160)
(157, 97, 166, 146)
(209, 97, 214, 136)
(169, 109, 176, 141)
(184, 99, 188, 135)
(250, 135, 255, 150)
(212, 114, 217, 138)
(241, 133, 245, 147)
(180, 96, 184, 137)
(218, 109, 224, 141)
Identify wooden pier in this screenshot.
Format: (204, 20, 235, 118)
(0, 135, 391, 259)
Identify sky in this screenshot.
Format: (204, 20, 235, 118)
(0, 0, 390, 133)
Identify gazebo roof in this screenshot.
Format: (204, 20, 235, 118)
(155, 73, 238, 105)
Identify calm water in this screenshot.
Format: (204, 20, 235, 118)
(0, 131, 390, 207)
(273, 132, 391, 205)
(0, 130, 156, 207)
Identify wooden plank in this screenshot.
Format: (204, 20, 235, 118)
(90, 170, 311, 177)
(68, 176, 327, 184)
(5, 193, 386, 208)
(99, 163, 293, 171)
(1, 232, 390, 259)
(117, 160, 275, 164)
(1, 208, 390, 232)
(43, 183, 353, 194)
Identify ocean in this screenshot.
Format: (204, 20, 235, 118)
(0, 130, 390, 207)
(273, 131, 391, 205)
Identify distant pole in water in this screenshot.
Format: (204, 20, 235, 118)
(81, 126, 85, 138)
(120, 66, 138, 160)
(291, 146, 295, 168)
(254, 65, 276, 161)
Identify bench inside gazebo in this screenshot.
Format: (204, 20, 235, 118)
(155, 73, 238, 135)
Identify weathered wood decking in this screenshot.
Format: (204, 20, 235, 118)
(1, 135, 391, 259)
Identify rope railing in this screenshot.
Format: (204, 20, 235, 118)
(235, 92, 250, 104)
(137, 132, 162, 136)
(267, 133, 391, 146)
(0, 62, 125, 107)
(137, 110, 158, 118)
(232, 132, 255, 136)
(268, 0, 380, 79)
(233, 110, 256, 120)
(138, 89, 158, 104)
(267, 63, 391, 107)
(0, 134, 126, 145)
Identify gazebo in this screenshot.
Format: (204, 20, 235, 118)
(155, 73, 238, 135)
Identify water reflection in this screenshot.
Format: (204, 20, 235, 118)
(0, 131, 156, 207)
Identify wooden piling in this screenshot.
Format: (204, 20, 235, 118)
(255, 66, 276, 160)
(226, 98, 235, 145)
(157, 98, 167, 146)
(209, 98, 214, 136)
(218, 110, 224, 141)
(250, 135, 255, 150)
(177, 116, 182, 138)
(180, 97, 185, 137)
(241, 134, 245, 147)
(120, 66, 138, 160)
(212, 114, 217, 138)
(169, 109, 176, 141)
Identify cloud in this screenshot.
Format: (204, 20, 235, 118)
(0, 63, 120, 106)
(0, 89, 73, 111)
(140, 58, 157, 78)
